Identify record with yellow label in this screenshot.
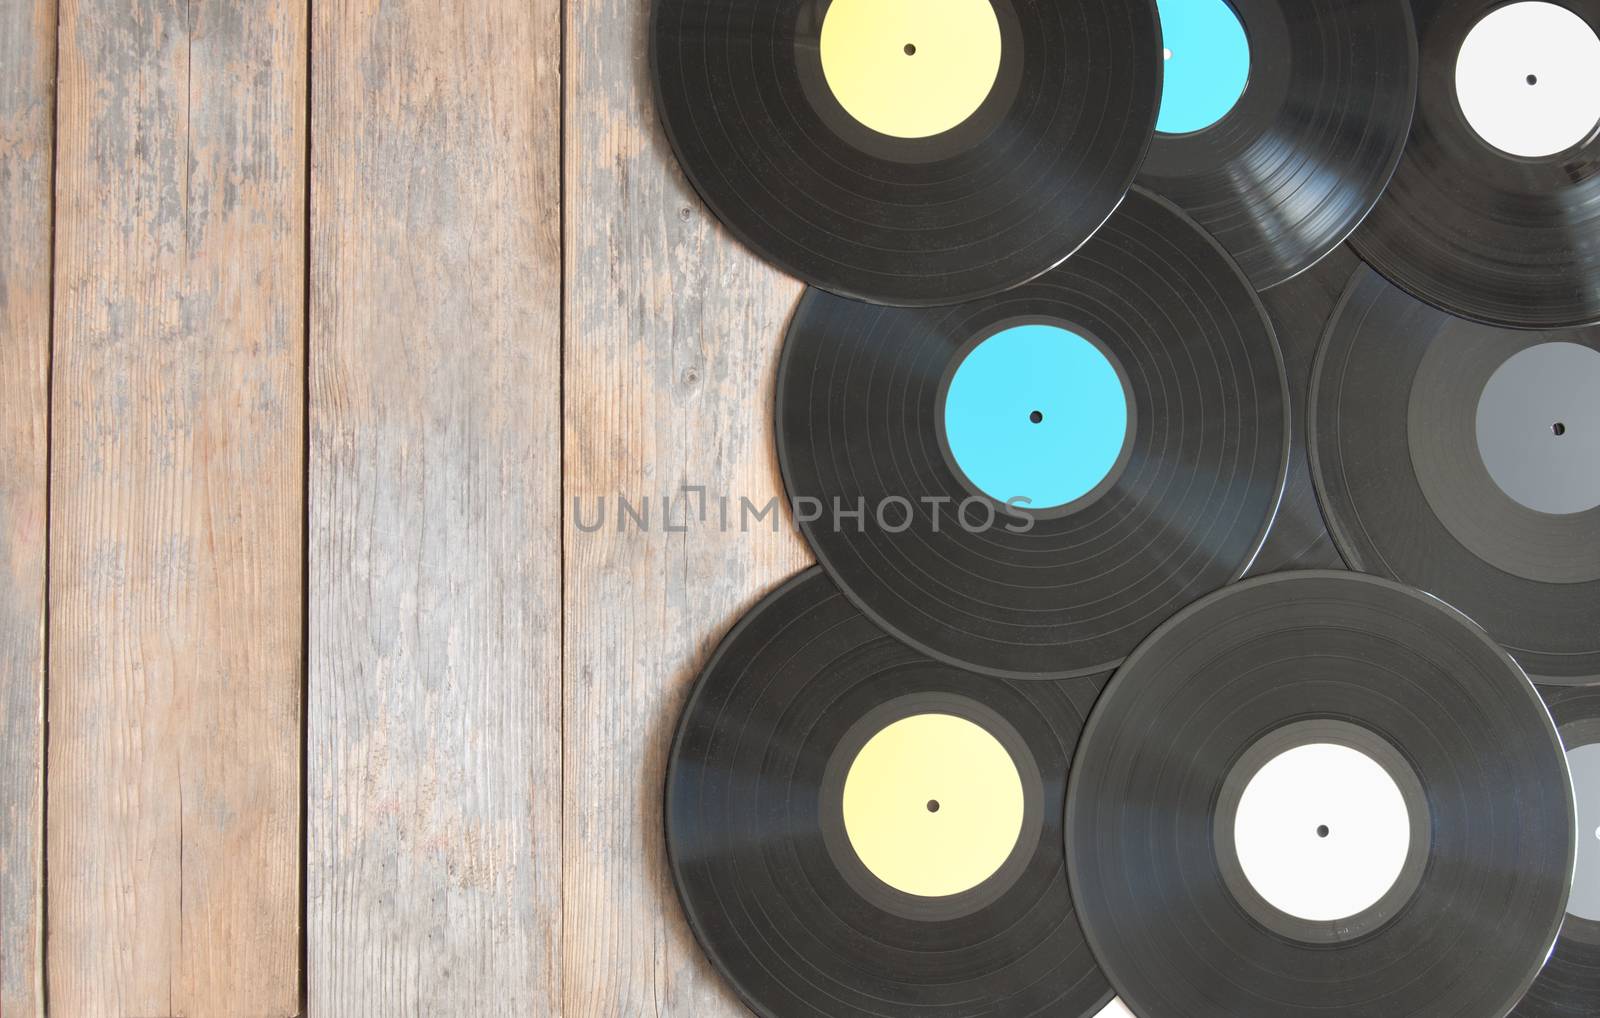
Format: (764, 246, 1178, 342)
(651, 0, 1162, 306)
(665, 567, 1115, 1018)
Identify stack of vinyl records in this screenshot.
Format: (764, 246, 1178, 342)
(651, 0, 1600, 1014)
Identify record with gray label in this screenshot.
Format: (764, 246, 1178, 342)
(1515, 684, 1600, 1017)
(1309, 265, 1600, 684)
(666, 567, 1115, 1018)
(1065, 571, 1574, 1018)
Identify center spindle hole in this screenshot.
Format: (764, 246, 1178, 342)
(1553, 421, 1568, 436)
(904, 42, 916, 55)
(1316, 825, 1330, 838)
(1526, 73, 1539, 85)
(926, 799, 940, 813)
(1029, 410, 1044, 424)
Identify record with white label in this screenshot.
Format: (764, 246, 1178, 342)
(666, 567, 1116, 1018)
(1065, 571, 1574, 1018)
(1138, 0, 1416, 288)
(1309, 265, 1600, 684)
(651, 0, 1162, 306)
(776, 188, 1288, 680)
(1352, 0, 1600, 328)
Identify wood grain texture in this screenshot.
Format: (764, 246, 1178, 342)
(0, 0, 54, 1014)
(305, 1, 562, 1014)
(47, 1, 305, 1014)
(562, 0, 811, 1013)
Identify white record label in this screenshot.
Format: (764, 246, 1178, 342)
(1455, 2, 1600, 158)
(1233, 743, 1411, 921)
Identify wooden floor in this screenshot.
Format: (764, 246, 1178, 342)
(0, 1, 807, 1015)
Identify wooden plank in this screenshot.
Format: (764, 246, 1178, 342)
(304, 1, 562, 1014)
(561, 0, 811, 1012)
(47, 1, 305, 1013)
(0, 0, 54, 1013)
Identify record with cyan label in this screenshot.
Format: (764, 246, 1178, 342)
(1514, 683, 1600, 1017)
(1138, 0, 1416, 288)
(1351, 0, 1600, 328)
(1309, 265, 1600, 684)
(665, 567, 1117, 1018)
(776, 187, 1287, 680)
(1065, 571, 1574, 1018)
(1248, 245, 1362, 575)
(651, 0, 1162, 307)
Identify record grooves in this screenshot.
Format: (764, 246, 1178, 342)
(777, 187, 1288, 680)
(1514, 684, 1600, 1017)
(665, 567, 1112, 1018)
(1248, 245, 1362, 574)
(1065, 572, 1574, 1018)
(1138, 0, 1416, 289)
(650, 0, 1163, 307)
(1309, 265, 1600, 684)
(1351, 0, 1600, 328)
(648, 5, 1599, 1016)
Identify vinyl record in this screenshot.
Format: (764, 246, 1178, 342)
(1514, 683, 1600, 1017)
(1351, 0, 1600, 328)
(650, 0, 1162, 307)
(1065, 571, 1575, 1018)
(776, 187, 1288, 680)
(1137, 0, 1416, 289)
(1247, 245, 1361, 574)
(1309, 265, 1600, 684)
(665, 567, 1114, 1018)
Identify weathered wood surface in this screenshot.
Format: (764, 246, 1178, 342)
(562, 0, 812, 1013)
(46, 1, 306, 1014)
(305, 1, 563, 1014)
(0, 0, 54, 1013)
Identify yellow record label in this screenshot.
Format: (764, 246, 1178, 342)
(819, 0, 1003, 139)
(841, 712, 1025, 897)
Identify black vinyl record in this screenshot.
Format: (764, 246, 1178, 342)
(650, 0, 1161, 307)
(665, 567, 1113, 1018)
(1248, 245, 1362, 574)
(1514, 684, 1600, 1018)
(1351, 0, 1600, 328)
(1309, 265, 1600, 684)
(776, 187, 1288, 680)
(1065, 571, 1574, 1018)
(1137, 0, 1416, 289)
